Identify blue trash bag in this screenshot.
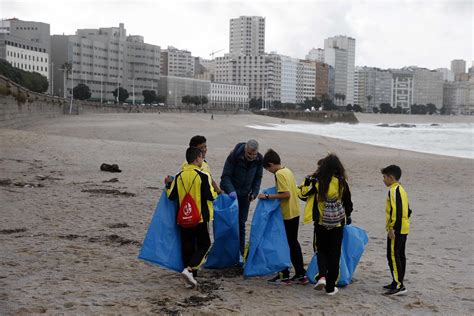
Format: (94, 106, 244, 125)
(306, 224, 369, 286)
(243, 187, 291, 277)
(205, 193, 240, 268)
(138, 191, 184, 272)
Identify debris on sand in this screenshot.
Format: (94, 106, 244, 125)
(81, 189, 135, 197)
(100, 163, 122, 173)
(102, 178, 119, 183)
(0, 228, 27, 234)
(87, 234, 141, 246)
(107, 223, 130, 229)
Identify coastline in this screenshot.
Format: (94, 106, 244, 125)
(1, 112, 473, 314)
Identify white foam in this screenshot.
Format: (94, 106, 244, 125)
(247, 122, 474, 159)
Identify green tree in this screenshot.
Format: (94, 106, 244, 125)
(380, 103, 393, 113)
(156, 95, 166, 103)
(353, 104, 362, 112)
(341, 94, 346, 106)
(0, 59, 48, 93)
(201, 95, 208, 105)
(249, 97, 262, 109)
(142, 90, 157, 104)
(426, 103, 437, 115)
(366, 95, 372, 110)
(346, 104, 353, 112)
(73, 83, 91, 100)
(112, 87, 129, 103)
(373, 106, 380, 113)
(182, 95, 192, 105)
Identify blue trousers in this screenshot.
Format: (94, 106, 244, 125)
(237, 194, 251, 255)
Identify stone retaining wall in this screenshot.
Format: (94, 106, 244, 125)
(254, 110, 359, 124)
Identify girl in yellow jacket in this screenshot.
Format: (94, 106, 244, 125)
(298, 154, 353, 296)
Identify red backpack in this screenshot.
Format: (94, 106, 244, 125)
(177, 174, 201, 228)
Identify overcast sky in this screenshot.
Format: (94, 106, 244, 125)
(2, 0, 472, 70)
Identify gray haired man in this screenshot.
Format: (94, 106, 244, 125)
(220, 140, 263, 255)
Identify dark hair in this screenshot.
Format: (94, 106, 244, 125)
(316, 153, 347, 201)
(381, 165, 402, 180)
(262, 149, 281, 168)
(186, 147, 202, 163)
(189, 135, 206, 147)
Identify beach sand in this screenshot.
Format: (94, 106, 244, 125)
(1, 112, 473, 315)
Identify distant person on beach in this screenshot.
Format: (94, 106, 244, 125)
(165, 147, 218, 288)
(298, 153, 353, 296)
(180, 135, 221, 194)
(220, 139, 263, 255)
(381, 165, 411, 296)
(257, 149, 308, 285)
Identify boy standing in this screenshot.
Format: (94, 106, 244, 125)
(166, 147, 218, 288)
(258, 149, 307, 285)
(381, 165, 411, 296)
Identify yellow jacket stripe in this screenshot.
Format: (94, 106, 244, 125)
(386, 183, 410, 234)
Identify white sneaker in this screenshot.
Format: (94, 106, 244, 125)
(314, 277, 326, 290)
(181, 268, 197, 289)
(326, 287, 339, 296)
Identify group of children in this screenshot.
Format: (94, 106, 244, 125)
(164, 136, 411, 297)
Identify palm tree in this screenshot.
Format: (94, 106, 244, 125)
(341, 94, 346, 106)
(60, 62, 72, 98)
(366, 95, 372, 112)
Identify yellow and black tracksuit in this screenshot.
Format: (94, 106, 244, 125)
(167, 164, 217, 270)
(297, 176, 353, 293)
(386, 182, 411, 289)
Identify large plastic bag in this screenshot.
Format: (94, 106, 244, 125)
(205, 193, 240, 268)
(138, 191, 184, 272)
(244, 187, 291, 277)
(306, 224, 368, 286)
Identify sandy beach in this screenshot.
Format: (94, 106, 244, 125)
(1, 112, 473, 315)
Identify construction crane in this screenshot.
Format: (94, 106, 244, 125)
(209, 49, 224, 58)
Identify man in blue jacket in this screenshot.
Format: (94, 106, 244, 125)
(220, 139, 263, 255)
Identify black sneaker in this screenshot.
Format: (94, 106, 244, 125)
(267, 274, 291, 285)
(290, 275, 309, 285)
(383, 282, 397, 290)
(384, 286, 407, 296)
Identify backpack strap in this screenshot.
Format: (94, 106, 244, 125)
(179, 172, 199, 194)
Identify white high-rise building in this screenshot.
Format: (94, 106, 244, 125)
(306, 48, 324, 62)
(229, 16, 265, 56)
(325, 46, 348, 104)
(390, 70, 414, 110)
(451, 59, 466, 76)
(280, 55, 298, 104)
(324, 35, 355, 105)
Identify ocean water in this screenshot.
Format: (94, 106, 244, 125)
(247, 122, 474, 159)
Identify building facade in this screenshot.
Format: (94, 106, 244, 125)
(297, 59, 316, 103)
(160, 46, 194, 78)
(324, 46, 348, 104)
(209, 82, 249, 109)
(229, 16, 265, 56)
(51, 23, 161, 102)
(390, 70, 414, 110)
(280, 55, 298, 104)
(324, 35, 355, 105)
(157, 76, 210, 107)
(412, 68, 444, 109)
(0, 18, 50, 84)
(435, 68, 455, 82)
(215, 54, 266, 100)
(443, 80, 473, 114)
(315, 61, 329, 100)
(306, 48, 324, 62)
(450, 59, 466, 76)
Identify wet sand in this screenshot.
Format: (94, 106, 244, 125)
(1, 112, 473, 314)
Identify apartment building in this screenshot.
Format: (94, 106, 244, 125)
(209, 82, 249, 109)
(297, 59, 316, 103)
(306, 48, 324, 62)
(229, 16, 265, 56)
(51, 23, 160, 102)
(324, 35, 355, 105)
(160, 46, 194, 78)
(157, 76, 210, 107)
(0, 18, 50, 83)
(390, 70, 414, 110)
(412, 67, 444, 109)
